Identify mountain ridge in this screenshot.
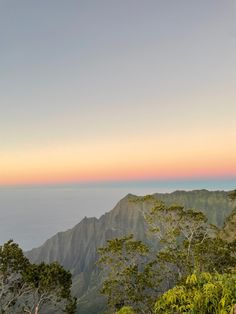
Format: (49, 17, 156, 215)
(26, 190, 234, 313)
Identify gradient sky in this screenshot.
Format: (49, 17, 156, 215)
(1, 0, 236, 185)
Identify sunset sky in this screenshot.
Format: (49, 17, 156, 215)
(1, 0, 236, 186)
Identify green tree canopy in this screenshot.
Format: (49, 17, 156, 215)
(98, 235, 156, 313)
(154, 270, 236, 314)
(0, 240, 76, 314)
(98, 197, 236, 313)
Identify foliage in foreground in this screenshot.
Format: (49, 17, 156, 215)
(155, 271, 236, 314)
(116, 306, 136, 314)
(98, 192, 236, 313)
(0, 240, 76, 314)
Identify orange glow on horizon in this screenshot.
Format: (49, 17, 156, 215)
(1, 127, 236, 186)
(1, 161, 236, 186)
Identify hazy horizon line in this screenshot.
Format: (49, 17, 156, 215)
(0, 176, 235, 191)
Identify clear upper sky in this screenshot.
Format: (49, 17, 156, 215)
(1, 0, 236, 185)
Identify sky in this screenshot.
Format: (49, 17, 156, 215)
(1, 0, 236, 186)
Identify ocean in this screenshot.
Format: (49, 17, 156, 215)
(0, 179, 235, 250)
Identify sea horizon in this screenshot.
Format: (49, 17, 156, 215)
(0, 177, 235, 251)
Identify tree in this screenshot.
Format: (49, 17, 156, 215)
(116, 306, 135, 314)
(98, 235, 158, 314)
(22, 262, 76, 314)
(98, 197, 236, 313)
(153, 192, 236, 314)
(0, 240, 30, 313)
(0, 240, 76, 314)
(143, 197, 234, 282)
(154, 270, 236, 314)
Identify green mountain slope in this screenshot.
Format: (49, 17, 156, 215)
(26, 190, 234, 313)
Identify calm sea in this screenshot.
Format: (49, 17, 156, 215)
(0, 179, 235, 250)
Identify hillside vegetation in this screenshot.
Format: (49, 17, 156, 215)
(26, 190, 235, 313)
(99, 193, 236, 313)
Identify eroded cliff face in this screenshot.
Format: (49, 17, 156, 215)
(26, 194, 151, 313)
(27, 194, 149, 272)
(26, 190, 234, 314)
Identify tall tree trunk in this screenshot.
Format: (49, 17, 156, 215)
(35, 304, 39, 314)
